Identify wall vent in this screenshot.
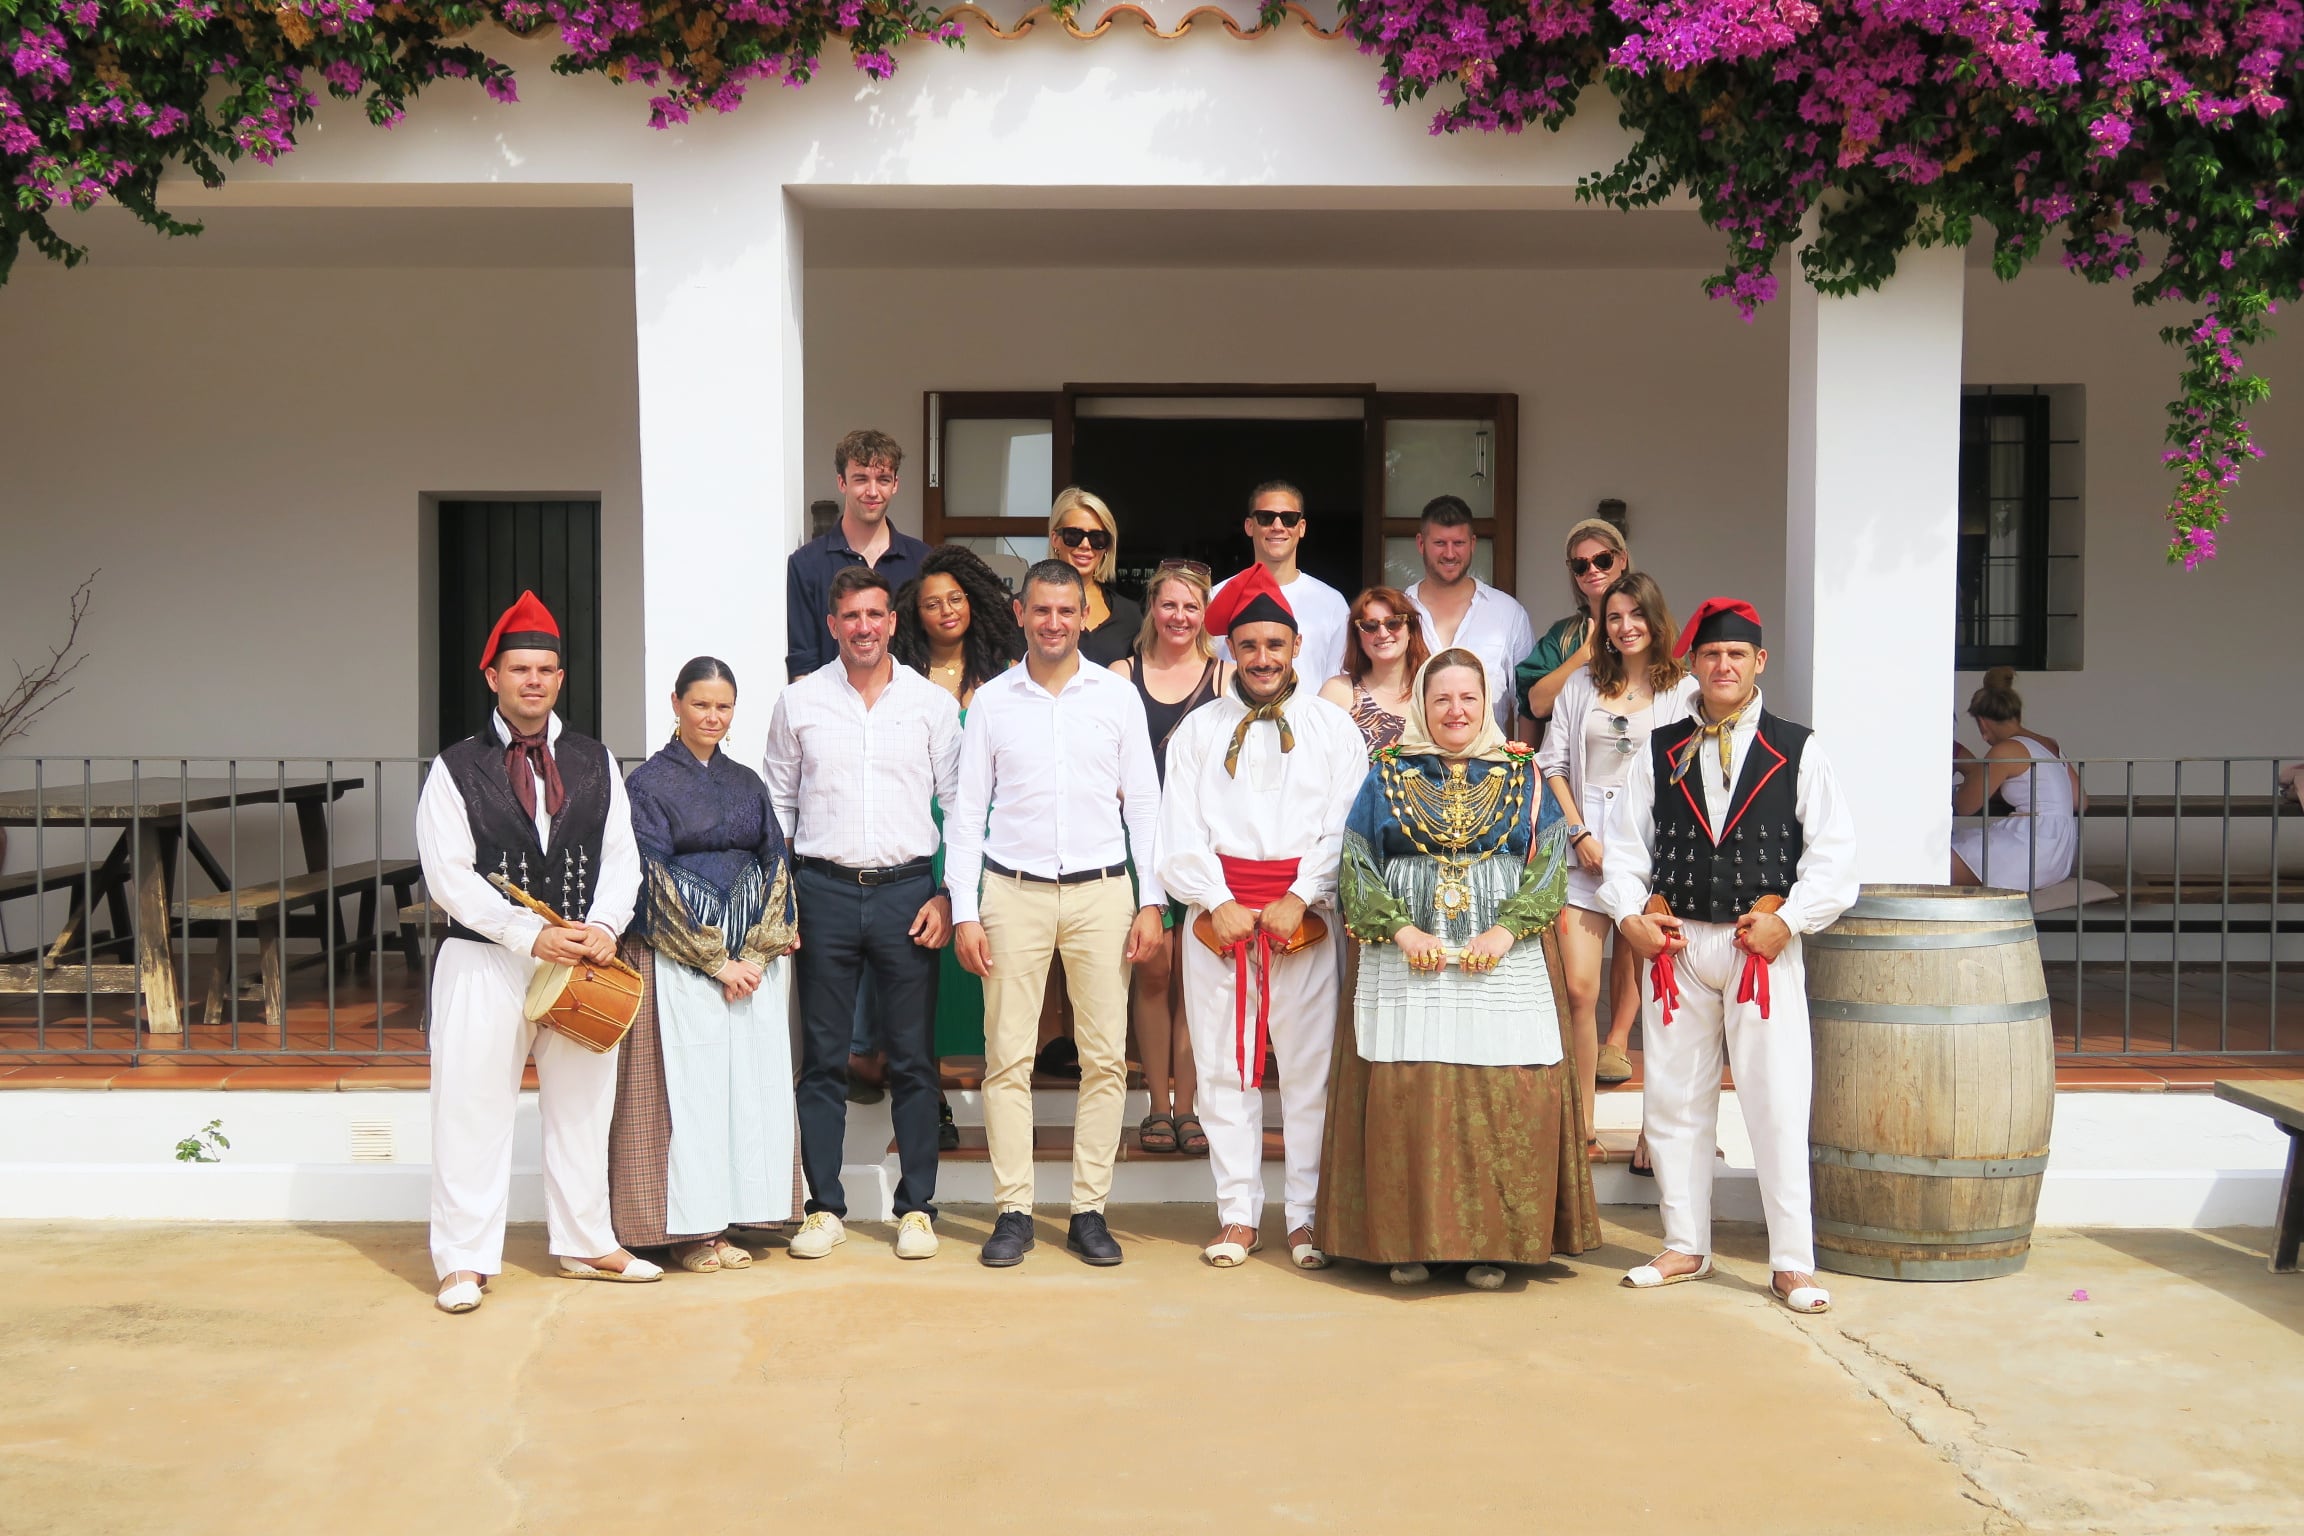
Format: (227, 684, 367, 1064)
(350, 1121, 396, 1163)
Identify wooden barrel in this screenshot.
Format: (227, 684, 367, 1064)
(1805, 884, 2054, 1281)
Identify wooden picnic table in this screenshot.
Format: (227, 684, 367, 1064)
(2213, 1080, 2304, 1273)
(0, 775, 361, 1033)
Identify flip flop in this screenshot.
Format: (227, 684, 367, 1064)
(1629, 1132, 1654, 1179)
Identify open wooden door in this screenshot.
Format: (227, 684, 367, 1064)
(1361, 393, 1519, 594)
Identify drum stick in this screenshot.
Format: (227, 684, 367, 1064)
(488, 873, 640, 979)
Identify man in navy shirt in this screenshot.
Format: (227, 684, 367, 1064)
(785, 429, 933, 681)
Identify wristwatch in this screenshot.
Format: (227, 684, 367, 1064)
(1565, 823, 1591, 843)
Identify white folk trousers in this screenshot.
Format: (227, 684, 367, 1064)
(1638, 918, 1815, 1274)
(429, 938, 618, 1279)
(1182, 916, 1337, 1234)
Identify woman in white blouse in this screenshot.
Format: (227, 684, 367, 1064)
(1538, 572, 1697, 1156)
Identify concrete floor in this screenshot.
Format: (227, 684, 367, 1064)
(1, 1210, 2297, 1536)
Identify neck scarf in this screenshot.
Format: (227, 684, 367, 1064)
(1392, 655, 1510, 763)
(1224, 671, 1297, 777)
(503, 718, 566, 820)
(1671, 691, 1754, 788)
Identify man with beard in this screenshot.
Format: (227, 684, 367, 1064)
(1404, 494, 1534, 735)
(1156, 564, 1367, 1270)
(948, 559, 1169, 1268)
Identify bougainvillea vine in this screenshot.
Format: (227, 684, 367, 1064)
(1320, 0, 2304, 565)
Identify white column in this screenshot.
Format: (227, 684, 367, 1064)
(629, 181, 806, 764)
(1782, 242, 1964, 885)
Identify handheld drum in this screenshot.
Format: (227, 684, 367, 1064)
(488, 872, 644, 1053)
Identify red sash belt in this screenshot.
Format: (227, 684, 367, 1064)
(1217, 855, 1300, 1090)
(1650, 949, 1683, 1027)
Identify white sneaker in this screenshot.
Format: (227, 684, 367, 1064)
(893, 1211, 939, 1260)
(789, 1210, 846, 1259)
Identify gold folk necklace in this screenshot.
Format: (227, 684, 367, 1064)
(1379, 754, 1528, 921)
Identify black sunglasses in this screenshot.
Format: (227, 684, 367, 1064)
(1567, 550, 1621, 577)
(1056, 526, 1113, 552)
(1251, 508, 1305, 528)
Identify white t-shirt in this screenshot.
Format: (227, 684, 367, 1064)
(1211, 568, 1352, 687)
(1405, 576, 1535, 733)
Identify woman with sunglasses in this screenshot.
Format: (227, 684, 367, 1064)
(1538, 571, 1695, 1157)
(1110, 560, 1233, 1156)
(1515, 518, 1635, 732)
(1049, 486, 1142, 669)
(1318, 586, 1431, 755)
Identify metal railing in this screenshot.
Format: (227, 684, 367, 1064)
(0, 754, 640, 1062)
(3, 752, 2297, 1063)
(1960, 755, 2297, 1055)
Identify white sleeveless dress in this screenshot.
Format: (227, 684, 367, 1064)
(1951, 735, 2077, 890)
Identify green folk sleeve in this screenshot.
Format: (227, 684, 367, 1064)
(1493, 824, 1570, 940)
(1340, 830, 1416, 944)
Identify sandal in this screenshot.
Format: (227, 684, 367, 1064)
(709, 1237, 753, 1270)
(1204, 1223, 1262, 1268)
(673, 1241, 722, 1274)
(1173, 1114, 1210, 1156)
(1287, 1226, 1330, 1270)
(1629, 1132, 1654, 1179)
(1138, 1112, 1179, 1155)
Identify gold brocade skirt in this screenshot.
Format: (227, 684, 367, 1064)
(1314, 932, 1602, 1267)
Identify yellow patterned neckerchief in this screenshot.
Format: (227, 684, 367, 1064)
(1224, 672, 1297, 777)
(1672, 693, 1754, 788)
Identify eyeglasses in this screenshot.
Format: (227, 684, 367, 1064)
(1354, 616, 1409, 635)
(1155, 558, 1211, 579)
(1251, 509, 1305, 528)
(1055, 526, 1113, 552)
(1568, 550, 1620, 577)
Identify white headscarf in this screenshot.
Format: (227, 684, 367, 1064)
(1392, 649, 1510, 763)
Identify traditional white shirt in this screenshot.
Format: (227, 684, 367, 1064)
(945, 658, 1166, 924)
(415, 712, 641, 954)
(1405, 575, 1535, 732)
(1597, 689, 1861, 937)
(1212, 569, 1352, 687)
(1154, 686, 1369, 913)
(762, 659, 962, 868)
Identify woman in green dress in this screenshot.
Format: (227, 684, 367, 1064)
(893, 546, 1024, 1141)
(1514, 516, 1636, 732)
(1319, 648, 1602, 1288)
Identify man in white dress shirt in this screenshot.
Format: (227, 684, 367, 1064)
(1211, 480, 1352, 686)
(1156, 564, 1367, 1270)
(1404, 494, 1535, 734)
(763, 565, 962, 1263)
(1599, 598, 1859, 1314)
(416, 590, 651, 1314)
(949, 559, 1169, 1268)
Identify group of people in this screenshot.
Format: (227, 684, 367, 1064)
(415, 425, 1863, 1317)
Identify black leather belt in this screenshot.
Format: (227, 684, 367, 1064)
(796, 854, 934, 887)
(985, 858, 1129, 886)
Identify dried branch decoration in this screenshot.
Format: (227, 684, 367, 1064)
(0, 571, 97, 751)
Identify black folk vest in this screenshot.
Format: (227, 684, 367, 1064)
(439, 724, 611, 945)
(1647, 709, 1810, 924)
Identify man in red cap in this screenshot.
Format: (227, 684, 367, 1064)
(1598, 597, 1858, 1314)
(1156, 564, 1368, 1269)
(415, 590, 650, 1313)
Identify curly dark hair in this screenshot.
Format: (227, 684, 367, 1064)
(892, 545, 1024, 697)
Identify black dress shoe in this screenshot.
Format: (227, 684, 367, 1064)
(1067, 1211, 1124, 1267)
(980, 1210, 1036, 1268)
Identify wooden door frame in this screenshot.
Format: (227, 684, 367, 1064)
(920, 385, 1518, 594)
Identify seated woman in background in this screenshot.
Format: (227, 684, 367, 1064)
(1951, 667, 2080, 891)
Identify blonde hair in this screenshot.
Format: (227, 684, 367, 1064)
(1561, 516, 1633, 614)
(1133, 567, 1216, 662)
(1049, 486, 1119, 587)
(1968, 666, 2023, 723)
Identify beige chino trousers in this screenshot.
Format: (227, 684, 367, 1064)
(978, 870, 1135, 1214)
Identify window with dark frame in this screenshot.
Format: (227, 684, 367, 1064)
(1956, 394, 2053, 670)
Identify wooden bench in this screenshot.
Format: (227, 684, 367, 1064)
(2213, 1081, 2304, 1273)
(173, 862, 423, 1037)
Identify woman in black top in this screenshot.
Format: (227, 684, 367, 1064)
(1109, 560, 1230, 1154)
(1051, 485, 1143, 668)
